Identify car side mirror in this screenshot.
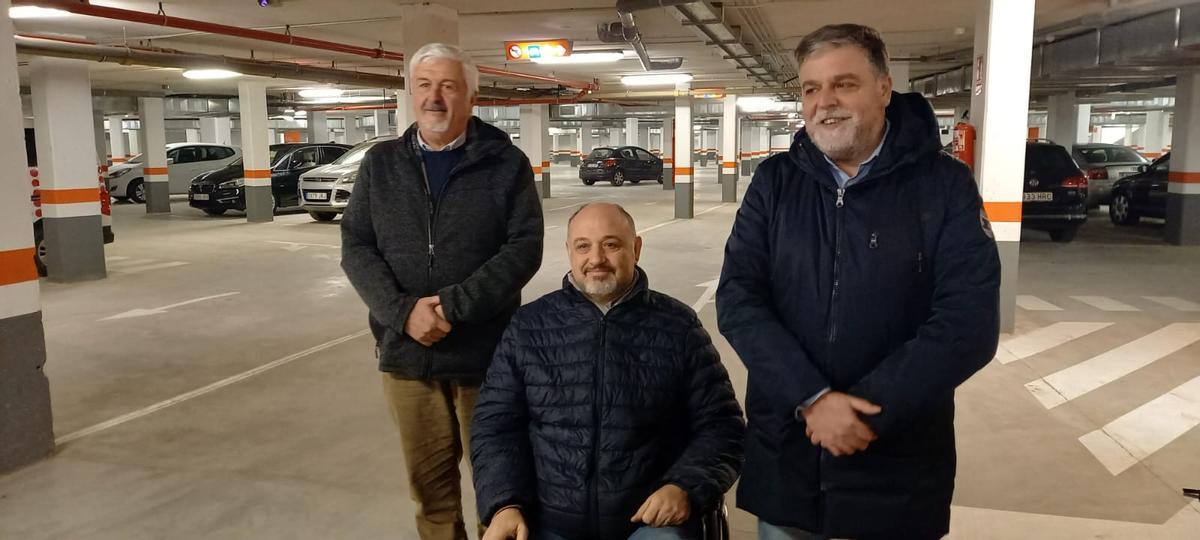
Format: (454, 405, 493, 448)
(1137, 164, 1147, 173)
(166, 158, 175, 165)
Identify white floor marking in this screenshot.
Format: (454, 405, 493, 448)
(1071, 295, 1141, 312)
(691, 279, 719, 314)
(1016, 295, 1063, 311)
(1078, 373, 1200, 475)
(546, 202, 583, 212)
(100, 292, 241, 321)
(636, 204, 729, 235)
(55, 329, 371, 445)
(1143, 296, 1200, 312)
(106, 258, 156, 268)
(995, 322, 1113, 365)
(111, 261, 189, 274)
(104, 256, 130, 262)
(1025, 323, 1200, 408)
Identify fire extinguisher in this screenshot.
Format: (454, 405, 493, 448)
(952, 121, 976, 171)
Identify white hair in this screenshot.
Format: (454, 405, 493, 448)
(409, 42, 480, 95)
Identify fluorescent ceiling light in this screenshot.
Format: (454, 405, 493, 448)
(533, 52, 624, 65)
(295, 110, 308, 117)
(298, 87, 344, 98)
(9, 6, 71, 18)
(620, 73, 693, 87)
(182, 69, 241, 80)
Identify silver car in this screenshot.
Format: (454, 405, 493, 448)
(298, 135, 396, 221)
(106, 142, 241, 203)
(1071, 143, 1149, 208)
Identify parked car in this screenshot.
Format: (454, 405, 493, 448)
(187, 143, 350, 216)
(1023, 140, 1089, 242)
(579, 146, 663, 186)
(25, 128, 114, 276)
(106, 142, 241, 203)
(1110, 152, 1169, 226)
(1071, 143, 1149, 208)
(298, 135, 395, 221)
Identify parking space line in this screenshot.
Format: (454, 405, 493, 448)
(1079, 373, 1200, 475)
(1071, 295, 1141, 312)
(104, 256, 130, 262)
(995, 322, 1113, 365)
(111, 261, 189, 274)
(1143, 296, 1200, 312)
(106, 258, 156, 269)
(55, 329, 372, 445)
(1025, 323, 1200, 408)
(1016, 295, 1063, 311)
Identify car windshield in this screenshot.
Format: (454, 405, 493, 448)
(127, 153, 144, 164)
(269, 148, 286, 166)
(332, 141, 380, 166)
(587, 148, 614, 159)
(1028, 145, 1082, 179)
(1077, 146, 1148, 165)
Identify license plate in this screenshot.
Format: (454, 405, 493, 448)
(1024, 192, 1053, 202)
(588, 163, 600, 168)
(306, 192, 329, 201)
(193, 193, 209, 201)
(1119, 171, 1134, 178)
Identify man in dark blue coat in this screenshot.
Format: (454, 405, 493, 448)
(471, 203, 745, 540)
(716, 24, 1001, 539)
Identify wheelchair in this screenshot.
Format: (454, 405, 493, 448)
(700, 496, 731, 540)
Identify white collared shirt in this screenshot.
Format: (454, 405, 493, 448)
(416, 129, 467, 152)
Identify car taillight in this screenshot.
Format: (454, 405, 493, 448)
(1086, 167, 1108, 180)
(603, 158, 618, 168)
(1062, 176, 1088, 189)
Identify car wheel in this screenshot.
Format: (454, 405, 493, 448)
(1049, 227, 1078, 243)
(657, 174, 664, 184)
(309, 211, 337, 222)
(611, 170, 625, 186)
(127, 179, 146, 203)
(582, 178, 596, 186)
(1109, 192, 1140, 226)
(33, 223, 47, 277)
(203, 208, 227, 216)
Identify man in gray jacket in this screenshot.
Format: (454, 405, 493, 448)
(341, 42, 544, 540)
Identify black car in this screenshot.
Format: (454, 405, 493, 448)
(1071, 143, 1148, 208)
(579, 146, 663, 186)
(1023, 140, 1089, 242)
(1110, 152, 1168, 226)
(188, 143, 350, 215)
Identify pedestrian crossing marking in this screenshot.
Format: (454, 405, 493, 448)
(1070, 296, 1140, 312)
(1143, 296, 1200, 312)
(1017, 295, 1063, 311)
(995, 322, 1113, 365)
(1078, 373, 1200, 475)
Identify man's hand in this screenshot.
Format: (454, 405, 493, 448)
(631, 484, 690, 527)
(404, 296, 452, 347)
(802, 391, 882, 456)
(482, 507, 528, 540)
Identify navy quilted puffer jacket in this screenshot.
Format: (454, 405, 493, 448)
(470, 270, 745, 540)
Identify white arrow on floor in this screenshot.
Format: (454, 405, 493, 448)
(100, 292, 241, 321)
(692, 279, 719, 314)
(265, 240, 340, 252)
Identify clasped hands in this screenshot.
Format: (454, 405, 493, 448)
(404, 296, 452, 347)
(802, 391, 883, 456)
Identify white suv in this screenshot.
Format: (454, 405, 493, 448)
(107, 142, 241, 203)
(298, 136, 394, 221)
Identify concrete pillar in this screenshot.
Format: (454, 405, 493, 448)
(663, 117, 675, 190)
(200, 116, 232, 145)
(1046, 92, 1090, 146)
(1163, 112, 1173, 151)
(238, 81, 273, 223)
(741, 122, 754, 177)
(0, 2, 53, 475)
(970, 0, 1035, 332)
(608, 128, 622, 147)
(639, 124, 650, 150)
(758, 126, 770, 168)
(626, 117, 639, 148)
(580, 122, 596, 155)
(674, 84, 694, 217)
(1166, 71, 1200, 245)
(107, 114, 126, 164)
(307, 111, 329, 143)
(720, 95, 739, 202)
(520, 104, 551, 199)
(126, 129, 140, 156)
(30, 56, 106, 282)
(1143, 110, 1167, 157)
(374, 107, 390, 138)
(398, 3, 458, 137)
(889, 61, 911, 93)
(137, 97, 170, 214)
(344, 114, 366, 145)
(184, 128, 200, 143)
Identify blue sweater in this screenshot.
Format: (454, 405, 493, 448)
(422, 146, 466, 200)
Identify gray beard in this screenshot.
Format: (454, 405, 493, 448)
(810, 120, 866, 162)
(580, 275, 618, 298)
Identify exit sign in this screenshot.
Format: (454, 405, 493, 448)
(505, 40, 572, 61)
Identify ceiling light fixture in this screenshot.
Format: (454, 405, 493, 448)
(8, 6, 71, 18)
(298, 87, 344, 98)
(620, 73, 693, 87)
(533, 52, 625, 65)
(182, 69, 242, 80)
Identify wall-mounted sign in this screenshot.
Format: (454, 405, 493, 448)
(692, 88, 726, 99)
(505, 40, 572, 61)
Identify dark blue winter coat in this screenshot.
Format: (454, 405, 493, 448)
(471, 271, 745, 540)
(716, 92, 1000, 539)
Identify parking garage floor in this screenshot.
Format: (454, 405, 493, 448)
(1, 166, 1199, 539)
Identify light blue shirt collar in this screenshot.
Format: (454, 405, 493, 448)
(822, 121, 890, 188)
(416, 129, 467, 152)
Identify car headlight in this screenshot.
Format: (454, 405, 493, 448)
(217, 178, 245, 189)
(108, 168, 132, 179)
(339, 170, 359, 184)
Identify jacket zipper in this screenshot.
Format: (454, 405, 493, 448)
(420, 163, 435, 379)
(590, 316, 607, 538)
(828, 187, 846, 344)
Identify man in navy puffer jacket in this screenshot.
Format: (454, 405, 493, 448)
(471, 203, 745, 540)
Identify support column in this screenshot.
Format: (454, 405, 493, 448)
(741, 122, 754, 177)
(374, 107, 391, 137)
(889, 61, 911, 93)
(674, 84, 694, 217)
(971, 0, 1035, 332)
(639, 123, 650, 150)
(107, 114, 126, 164)
(1046, 92, 1086, 146)
(608, 127, 622, 147)
(126, 128, 139, 156)
(238, 81, 274, 223)
(1143, 110, 1167, 158)
(662, 117, 675, 190)
(30, 56, 106, 282)
(344, 114, 365, 145)
(200, 116, 232, 145)
(307, 111, 329, 143)
(720, 95, 739, 202)
(0, 2, 53, 474)
(519, 103, 551, 199)
(757, 126, 770, 169)
(138, 97, 170, 214)
(1166, 71, 1200, 245)
(626, 117, 639, 148)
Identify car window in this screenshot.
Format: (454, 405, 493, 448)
(619, 148, 637, 159)
(212, 147, 235, 160)
(1149, 156, 1170, 173)
(173, 147, 201, 164)
(636, 149, 654, 160)
(289, 147, 320, 169)
(332, 142, 377, 165)
(1078, 146, 1146, 164)
(1026, 145, 1080, 179)
(587, 148, 614, 159)
(321, 146, 348, 164)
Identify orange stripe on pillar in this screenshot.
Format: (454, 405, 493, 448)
(675, 167, 694, 175)
(532, 166, 543, 174)
(144, 167, 169, 175)
(0, 248, 39, 286)
(984, 202, 1023, 222)
(722, 161, 737, 168)
(41, 188, 100, 204)
(541, 161, 550, 168)
(1168, 171, 1200, 183)
(244, 169, 272, 178)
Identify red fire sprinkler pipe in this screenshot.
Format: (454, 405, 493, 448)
(13, 0, 599, 91)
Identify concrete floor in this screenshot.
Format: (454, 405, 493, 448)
(1, 166, 1199, 539)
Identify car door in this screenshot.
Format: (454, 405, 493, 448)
(278, 146, 321, 206)
(320, 146, 348, 164)
(636, 148, 660, 178)
(618, 148, 641, 178)
(1144, 155, 1169, 217)
(168, 146, 205, 193)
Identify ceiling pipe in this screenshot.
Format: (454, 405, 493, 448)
(12, 0, 598, 91)
(597, 0, 686, 71)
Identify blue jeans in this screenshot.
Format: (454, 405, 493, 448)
(539, 525, 698, 540)
(758, 521, 826, 540)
